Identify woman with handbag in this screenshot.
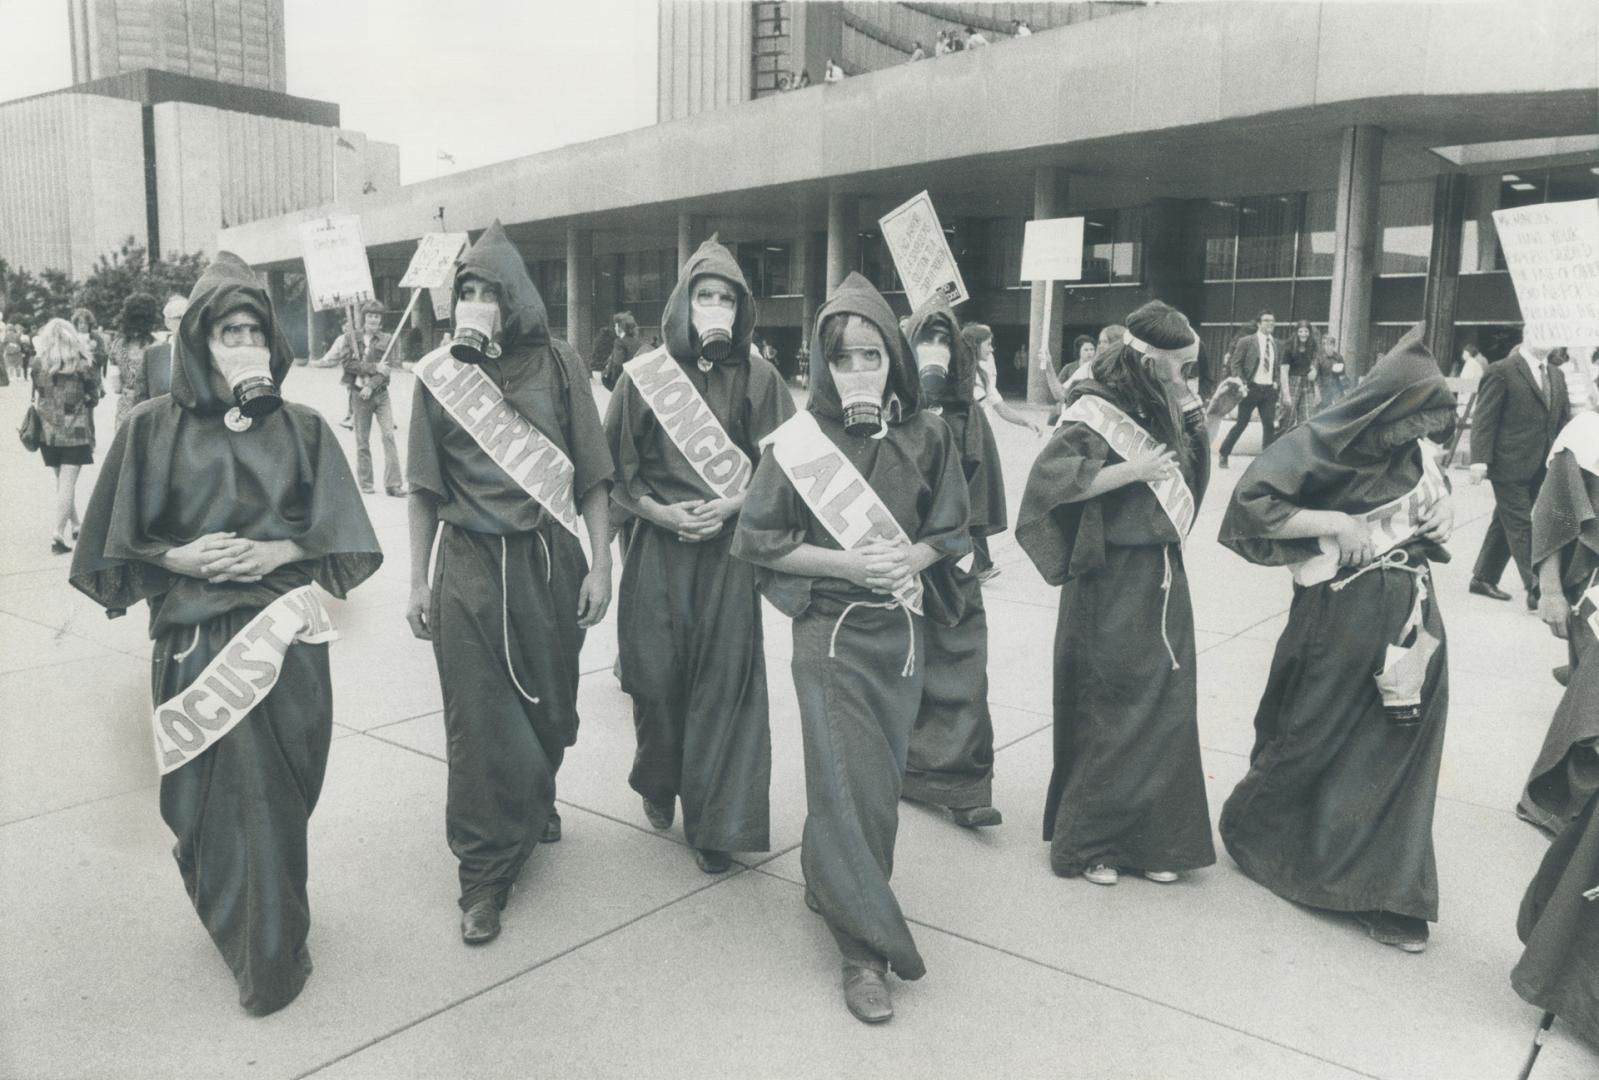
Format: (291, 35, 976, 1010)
(28, 318, 102, 553)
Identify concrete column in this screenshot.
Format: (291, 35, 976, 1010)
(566, 227, 594, 351)
(1027, 167, 1069, 404)
(677, 213, 704, 269)
(1421, 172, 1466, 366)
(1328, 125, 1384, 376)
(825, 192, 858, 294)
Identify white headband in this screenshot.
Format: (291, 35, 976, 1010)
(1126, 333, 1199, 365)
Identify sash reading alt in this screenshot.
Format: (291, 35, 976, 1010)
(1059, 394, 1197, 541)
(624, 346, 754, 499)
(415, 346, 583, 541)
(761, 411, 924, 613)
(1291, 443, 1450, 587)
(153, 585, 337, 775)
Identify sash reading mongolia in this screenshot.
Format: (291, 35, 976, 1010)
(1292, 444, 1449, 587)
(1060, 394, 1197, 541)
(761, 411, 924, 613)
(153, 585, 337, 775)
(415, 346, 582, 540)
(624, 346, 753, 499)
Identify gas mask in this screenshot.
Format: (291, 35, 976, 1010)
(831, 356, 890, 437)
(691, 300, 736, 364)
(451, 300, 503, 364)
(914, 339, 952, 401)
(212, 343, 280, 418)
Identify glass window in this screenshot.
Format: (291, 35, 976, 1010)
(1079, 209, 1144, 285)
(856, 232, 903, 293)
(1237, 194, 1299, 279)
(1297, 190, 1336, 277)
(1378, 180, 1433, 275)
(734, 241, 795, 297)
(1461, 164, 1599, 272)
(1198, 200, 1237, 281)
(620, 249, 673, 304)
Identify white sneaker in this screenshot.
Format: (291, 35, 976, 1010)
(1143, 870, 1179, 883)
(1083, 864, 1119, 886)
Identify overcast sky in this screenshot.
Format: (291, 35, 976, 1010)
(0, 0, 660, 183)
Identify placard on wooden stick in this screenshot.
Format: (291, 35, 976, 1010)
(400, 232, 469, 289)
(1021, 217, 1085, 282)
(1492, 197, 1599, 347)
(297, 216, 375, 312)
(878, 191, 968, 310)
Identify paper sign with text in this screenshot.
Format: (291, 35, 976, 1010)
(400, 232, 469, 289)
(1492, 198, 1599, 347)
(297, 216, 375, 312)
(878, 191, 968, 310)
(1021, 217, 1085, 282)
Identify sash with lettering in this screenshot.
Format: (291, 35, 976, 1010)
(624, 346, 753, 498)
(760, 411, 924, 613)
(1290, 443, 1449, 586)
(1059, 394, 1197, 542)
(153, 585, 337, 774)
(415, 346, 583, 540)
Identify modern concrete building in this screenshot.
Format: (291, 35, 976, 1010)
(68, 0, 289, 93)
(216, 1, 1598, 394)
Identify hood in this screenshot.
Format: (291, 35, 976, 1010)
(807, 271, 921, 424)
(903, 293, 974, 405)
(1304, 324, 1455, 459)
(171, 251, 295, 415)
(453, 220, 549, 349)
(663, 234, 756, 366)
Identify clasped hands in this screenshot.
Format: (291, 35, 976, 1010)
(654, 497, 739, 543)
(162, 533, 298, 584)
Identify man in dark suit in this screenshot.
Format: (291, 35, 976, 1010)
(1218, 309, 1284, 467)
(1469, 342, 1570, 607)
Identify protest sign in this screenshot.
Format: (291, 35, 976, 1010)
(878, 191, 968, 310)
(1492, 197, 1599, 346)
(399, 231, 469, 289)
(1021, 217, 1085, 282)
(297, 216, 375, 312)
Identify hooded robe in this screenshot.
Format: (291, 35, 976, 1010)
(69, 252, 382, 1016)
(1217, 326, 1454, 921)
(406, 221, 613, 910)
(732, 272, 970, 979)
(901, 296, 1006, 810)
(1015, 348, 1216, 877)
(605, 237, 793, 852)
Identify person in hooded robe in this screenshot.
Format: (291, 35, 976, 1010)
(1217, 324, 1456, 954)
(1016, 301, 1215, 888)
(901, 296, 1006, 826)
(68, 252, 382, 1016)
(732, 272, 970, 1024)
(1510, 412, 1599, 1045)
(404, 222, 614, 947)
(604, 236, 794, 873)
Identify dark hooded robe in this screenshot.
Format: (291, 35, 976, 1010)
(1217, 326, 1454, 923)
(605, 237, 794, 852)
(406, 221, 613, 911)
(1511, 413, 1599, 1043)
(732, 272, 970, 980)
(901, 296, 1006, 810)
(1015, 349, 1216, 877)
(69, 252, 381, 1016)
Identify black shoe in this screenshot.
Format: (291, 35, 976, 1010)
(1526, 593, 1539, 612)
(1554, 665, 1572, 687)
(542, 810, 562, 843)
(1355, 910, 1428, 953)
(1468, 578, 1511, 601)
(386, 486, 408, 497)
(842, 965, 893, 1024)
(461, 898, 501, 945)
(339, 416, 354, 429)
(1218, 454, 1229, 469)
(359, 484, 375, 495)
(50, 539, 72, 555)
(642, 796, 673, 830)
(951, 805, 1003, 828)
(804, 889, 822, 914)
(694, 848, 732, 874)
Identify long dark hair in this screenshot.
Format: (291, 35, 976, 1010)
(1088, 342, 1186, 459)
(1287, 319, 1319, 362)
(117, 292, 161, 345)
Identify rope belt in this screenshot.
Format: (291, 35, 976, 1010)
(1330, 548, 1431, 651)
(1158, 545, 1179, 671)
(499, 534, 547, 706)
(828, 599, 916, 678)
(173, 624, 203, 663)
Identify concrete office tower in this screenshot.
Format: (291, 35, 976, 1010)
(69, 0, 288, 93)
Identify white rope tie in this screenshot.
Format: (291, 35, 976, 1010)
(1158, 545, 1179, 671)
(173, 625, 203, 663)
(536, 529, 552, 584)
(1329, 548, 1427, 593)
(828, 599, 916, 677)
(500, 536, 541, 706)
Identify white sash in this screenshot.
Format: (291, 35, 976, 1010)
(415, 346, 583, 541)
(1581, 582, 1599, 640)
(1060, 394, 1197, 541)
(153, 585, 337, 775)
(761, 411, 924, 613)
(1291, 443, 1449, 587)
(1548, 411, 1599, 475)
(624, 346, 753, 499)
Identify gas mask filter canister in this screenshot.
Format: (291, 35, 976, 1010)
(832, 358, 889, 437)
(212, 343, 280, 418)
(915, 340, 952, 401)
(692, 301, 736, 364)
(451, 300, 503, 364)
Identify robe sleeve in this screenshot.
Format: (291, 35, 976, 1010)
(554, 339, 614, 507)
(405, 377, 449, 502)
(603, 371, 653, 519)
(286, 410, 384, 597)
(748, 360, 798, 443)
(1014, 420, 1113, 585)
(1532, 448, 1599, 598)
(916, 417, 973, 559)
(69, 408, 177, 611)
(964, 407, 1008, 538)
(730, 449, 816, 617)
(1216, 424, 1330, 568)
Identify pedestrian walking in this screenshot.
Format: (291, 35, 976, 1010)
(1280, 320, 1322, 430)
(1218, 310, 1283, 467)
(110, 292, 162, 428)
(27, 318, 102, 553)
(71, 307, 109, 378)
(327, 300, 405, 496)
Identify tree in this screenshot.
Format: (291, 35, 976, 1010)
(75, 238, 207, 330)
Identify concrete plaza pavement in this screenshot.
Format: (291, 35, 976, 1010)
(0, 363, 1594, 1079)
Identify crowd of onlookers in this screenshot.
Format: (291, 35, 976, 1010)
(778, 17, 1036, 91)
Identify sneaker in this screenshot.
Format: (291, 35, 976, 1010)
(642, 796, 673, 831)
(1355, 910, 1428, 953)
(1143, 870, 1179, 883)
(1083, 864, 1119, 886)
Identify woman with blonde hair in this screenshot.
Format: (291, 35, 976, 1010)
(29, 318, 102, 553)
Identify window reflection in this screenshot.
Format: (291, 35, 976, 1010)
(1460, 164, 1599, 273)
